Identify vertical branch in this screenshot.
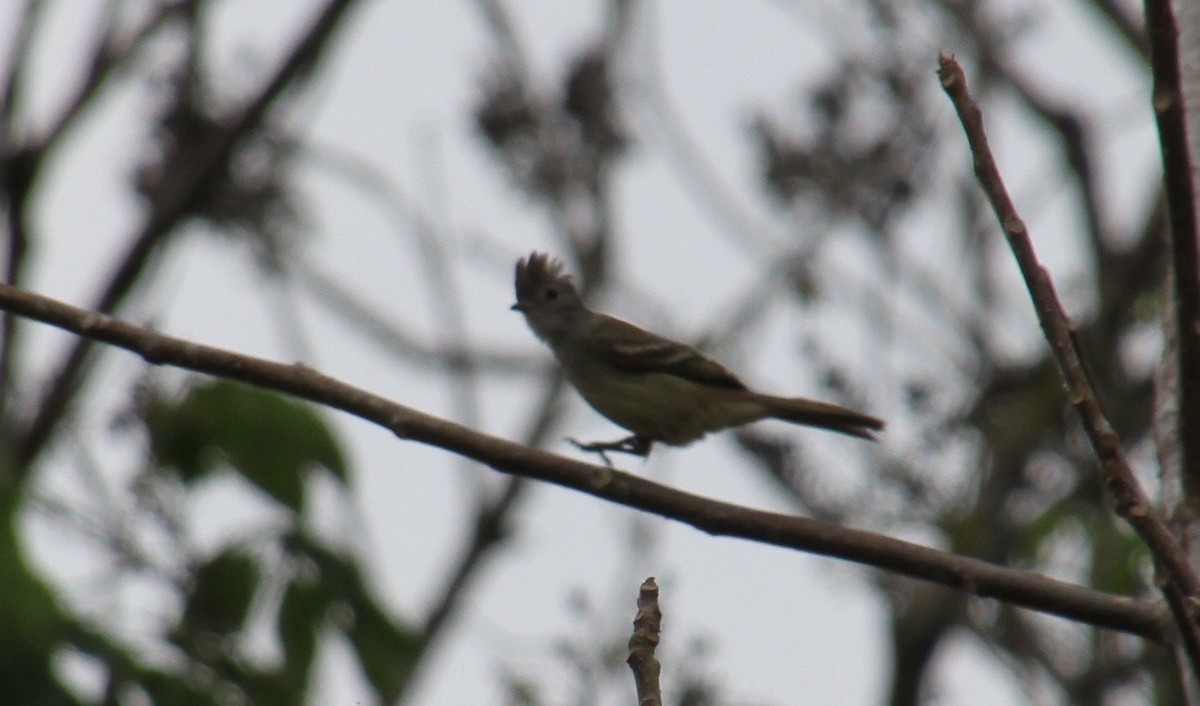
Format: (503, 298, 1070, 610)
(1143, 0, 1200, 499)
(938, 54, 1200, 673)
(626, 577, 663, 706)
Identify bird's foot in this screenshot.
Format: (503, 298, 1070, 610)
(568, 435, 654, 465)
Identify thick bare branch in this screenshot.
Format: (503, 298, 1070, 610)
(0, 279, 1173, 641)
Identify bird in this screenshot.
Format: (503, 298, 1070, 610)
(511, 251, 883, 458)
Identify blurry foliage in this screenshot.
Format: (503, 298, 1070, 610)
(100, 377, 411, 705)
(143, 379, 347, 511)
(0, 370, 418, 704)
(475, 46, 627, 203)
(135, 62, 305, 270)
(754, 59, 934, 231)
(0, 495, 73, 706)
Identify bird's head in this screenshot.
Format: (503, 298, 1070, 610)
(512, 252, 585, 342)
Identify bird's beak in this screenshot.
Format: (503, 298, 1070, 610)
(510, 302, 526, 312)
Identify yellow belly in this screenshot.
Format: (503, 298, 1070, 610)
(566, 368, 765, 445)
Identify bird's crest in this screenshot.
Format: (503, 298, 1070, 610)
(515, 251, 574, 301)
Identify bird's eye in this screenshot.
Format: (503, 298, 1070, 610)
(544, 287, 558, 300)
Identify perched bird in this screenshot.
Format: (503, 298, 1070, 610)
(511, 252, 883, 457)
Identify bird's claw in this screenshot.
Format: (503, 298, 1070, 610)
(568, 435, 654, 465)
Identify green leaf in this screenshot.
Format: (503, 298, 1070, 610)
(144, 378, 348, 510)
(173, 550, 259, 647)
(135, 668, 223, 706)
(229, 577, 328, 705)
(277, 578, 326, 682)
(289, 534, 421, 701)
(344, 602, 422, 702)
(0, 490, 76, 706)
(1088, 520, 1149, 596)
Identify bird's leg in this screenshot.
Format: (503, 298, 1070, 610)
(568, 435, 654, 462)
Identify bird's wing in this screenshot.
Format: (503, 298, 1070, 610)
(590, 315, 747, 390)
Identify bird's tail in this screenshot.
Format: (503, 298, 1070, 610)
(755, 394, 884, 440)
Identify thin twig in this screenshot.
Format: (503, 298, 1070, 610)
(938, 53, 1200, 668)
(936, 0, 1113, 260)
(0, 279, 1173, 641)
(626, 577, 663, 706)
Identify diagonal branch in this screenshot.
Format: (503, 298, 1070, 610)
(938, 53, 1200, 669)
(0, 279, 1173, 642)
